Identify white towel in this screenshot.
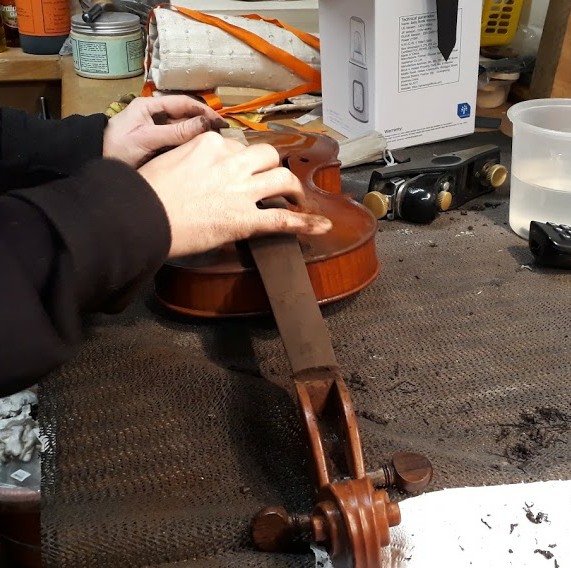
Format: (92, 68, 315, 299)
(314, 480, 571, 568)
(0, 390, 39, 463)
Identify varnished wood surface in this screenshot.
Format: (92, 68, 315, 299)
(155, 129, 380, 317)
(0, 48, 61, 82)
(60, 56, 144, 117)
(530, 0, 571, 98)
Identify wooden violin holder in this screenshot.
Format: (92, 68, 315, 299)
(155, 128, 433, 568)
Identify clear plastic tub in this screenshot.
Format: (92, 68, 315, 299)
(507, 99, 571, 239)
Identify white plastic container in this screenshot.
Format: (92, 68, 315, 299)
(70, 13, 144, 79)
(507, 99, 571, 239)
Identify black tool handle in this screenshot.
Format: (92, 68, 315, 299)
(82, 3, 104, 23)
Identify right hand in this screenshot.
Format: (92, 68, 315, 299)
(138, 131, 333, 259)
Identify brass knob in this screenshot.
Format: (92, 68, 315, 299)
(484, 163, 508, 188)
(437, 191, 453, 211)
(363, 191, 390, 219)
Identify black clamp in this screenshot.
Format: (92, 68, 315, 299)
(364, 144, 508, 224)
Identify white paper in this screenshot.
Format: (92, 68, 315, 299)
(318, 480, 571, 568)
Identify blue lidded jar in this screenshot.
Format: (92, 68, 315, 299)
(70, 12, 144, 79)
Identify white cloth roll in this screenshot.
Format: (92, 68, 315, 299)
(146, 7, 320, 92)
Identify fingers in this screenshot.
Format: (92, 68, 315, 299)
(158, 116, 213, 147)
(219, 143, 280, 177)
(254, 208, 333, 237)
(150, 134, 279, 174)
(179, 131, 248, 160)
(138, 132, 242, 176)
(150, 134, 307, 207)
(136, 94, 226, 124)
(215, 135, 250, 155)
(246, 167, 308, 208)
(137, 116, 210, 153)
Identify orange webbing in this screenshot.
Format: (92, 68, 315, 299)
(240, 13, 320, 51)
(196, 91, 223, 111)
(141, 4, 321, 120)
(217, 82, 319, 117)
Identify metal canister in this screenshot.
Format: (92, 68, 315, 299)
(70, 12, 144, 80)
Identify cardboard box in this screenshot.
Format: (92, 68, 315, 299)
(319, 0, 482, 149)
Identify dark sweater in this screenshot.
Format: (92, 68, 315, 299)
(0, 108, 171, 396)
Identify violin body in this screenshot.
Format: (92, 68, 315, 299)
(154, 130, 379, 317)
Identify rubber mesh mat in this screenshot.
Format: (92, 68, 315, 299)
(40, 153, 571, 568)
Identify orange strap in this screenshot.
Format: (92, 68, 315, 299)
(240, 13, 320, 51)
(218, 82, 321, 117)
(141, 4, 321, 120)
(171, 6, 320, 85)
(197, 91, 223, 111)
(141, 80, 156, 98)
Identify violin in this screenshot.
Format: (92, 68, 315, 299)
(154, 129, 433, 567)
(154, 129, 379, 317)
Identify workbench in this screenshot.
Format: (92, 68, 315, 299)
(0, 50, 143, 118)
(39, 115, 571, 567)
(28, 45, 570, 568)
(60, 56, 144, 118)
(4, 37, 570, 568)
(0, 48, 62, 117)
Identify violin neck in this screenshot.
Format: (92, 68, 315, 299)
(248, 233, 339, 375)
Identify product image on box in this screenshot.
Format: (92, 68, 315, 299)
(348, 16, 369, 123)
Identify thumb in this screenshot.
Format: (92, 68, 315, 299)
(146, 116, 211, 150)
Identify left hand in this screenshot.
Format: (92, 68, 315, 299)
(102, 95, 228, 168)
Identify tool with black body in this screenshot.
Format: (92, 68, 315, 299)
(364, 144, 508, 224)
(529, 221, 571, 269)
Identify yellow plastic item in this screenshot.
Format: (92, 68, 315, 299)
(480, 0, 524, 47)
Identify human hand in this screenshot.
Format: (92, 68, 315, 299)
(138, 131, 333, 258)
(102, 95, 228, 168)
